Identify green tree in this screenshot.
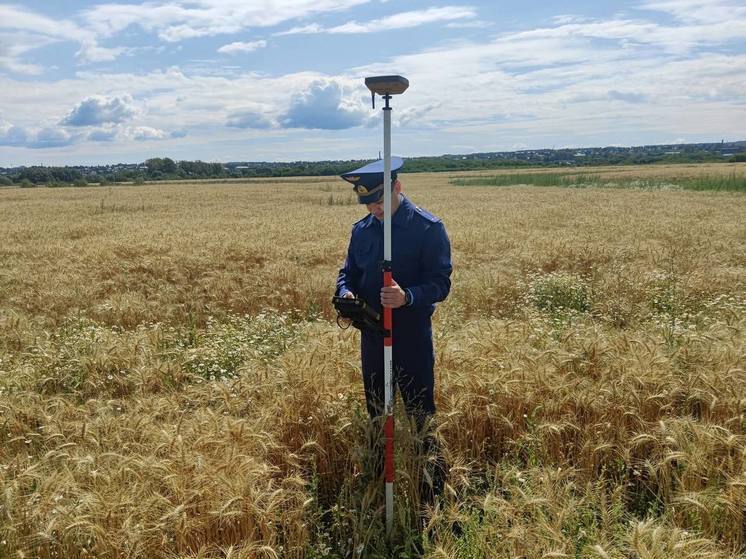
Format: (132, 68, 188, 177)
(145, 157, 178, 178)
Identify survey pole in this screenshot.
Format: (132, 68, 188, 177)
(382, 92, 394, 537)
(364, 75, 408, 538)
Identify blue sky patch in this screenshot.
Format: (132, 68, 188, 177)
(0, 0, 744, 165)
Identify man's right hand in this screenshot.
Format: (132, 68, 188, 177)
(343, 291, 355, 299)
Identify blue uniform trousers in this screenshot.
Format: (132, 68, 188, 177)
(360, 321, 435, 426)
(360, 318, 444, 505)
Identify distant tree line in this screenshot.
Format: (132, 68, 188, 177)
(0, 158, 229, 187)
(1, 148, 743, 188)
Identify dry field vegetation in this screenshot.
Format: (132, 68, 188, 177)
(1, 164, 745, 558)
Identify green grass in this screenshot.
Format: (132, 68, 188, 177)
(678, 173, 746, 191)
(450, 172, 602, 188)
(451, 172, 746, 191)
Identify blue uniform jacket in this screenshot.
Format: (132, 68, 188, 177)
(336, 195, 452, 328)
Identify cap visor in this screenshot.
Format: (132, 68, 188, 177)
(358, 191, 383, 204)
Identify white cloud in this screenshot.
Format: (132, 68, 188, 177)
(28, 127, 76, 149)
(276, 23, 323, 35)
(351, 6, 746, 146)
(76, 42, 130, 63)
(446, 20, 491, 29)
(0, 122, 76, 149)
(281, 79, 372, 129)
(87, 127, 120, 142)
(61, 95, 138, 126)
(217, 40, 268, 55)
(509, 13, 746, 54)
(0, 30, 64, 74)
(128, 126, 168, 141)
(0, 122, 29, 147)
(0, 50, 44, 75)
(552, 15, 593, 25)
(0, 1, 374, 73)
(608, 90, 649, 103)
(0, 5, 85, 41)
(637, 0, 746, 24)
(226, 109, 276, 129)
(278, 6, 476, 34)
(0, 5, 112, 70)
(397, 103, 441, 127)
(86, 124, 187, 143)
(80, 0, 372, 42)
(0, 66, 323, 141)
(159, 24, 229, 43)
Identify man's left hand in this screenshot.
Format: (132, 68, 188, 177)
(381, 280, 406, 309)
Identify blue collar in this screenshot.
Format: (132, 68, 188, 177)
(393, 194, 413, 229)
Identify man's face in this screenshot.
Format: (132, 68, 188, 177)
(365, 180, 400, 220)
(366, 199, 385, 220)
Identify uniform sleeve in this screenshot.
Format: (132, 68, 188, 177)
(336, 230, 361, 297)
(408, 221, 452, 307)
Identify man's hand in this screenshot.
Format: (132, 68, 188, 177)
(337, 291, 355, 327)
(381, 280, 406, 309)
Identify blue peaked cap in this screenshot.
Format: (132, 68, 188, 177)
(340, 157, 404, 204)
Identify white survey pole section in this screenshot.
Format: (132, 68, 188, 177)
(383, 106, 392, 282)
(383, 106, 391, 262)
(382, 99, 393, 537)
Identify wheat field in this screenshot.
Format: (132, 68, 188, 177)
(1, 165, 745, 558)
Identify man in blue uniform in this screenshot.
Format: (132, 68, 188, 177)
(335, 157, 452, 503)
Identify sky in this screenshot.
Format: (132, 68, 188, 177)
(0, 0, 745, 166)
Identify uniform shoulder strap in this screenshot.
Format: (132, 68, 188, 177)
(352, 213, 372, 229)
(413, 205, 441, 223)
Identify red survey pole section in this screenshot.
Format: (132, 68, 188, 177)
(383, 266, 394, 487)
